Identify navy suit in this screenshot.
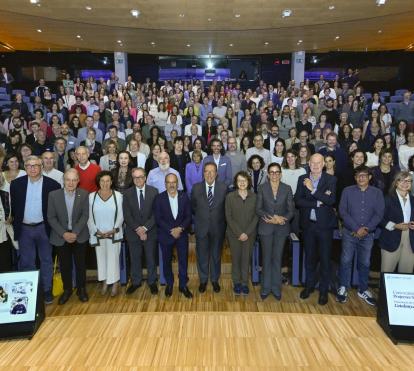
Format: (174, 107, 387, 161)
(154, 191, 192, 288)
(10, 175, 61, 293)
(294, 172, 337, 293)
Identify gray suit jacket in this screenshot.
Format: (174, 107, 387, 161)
(191, 180, 227, 238)
(123, 184, 158, 242)
(47, 188, 90, 246)
(256, 181, 294, 236)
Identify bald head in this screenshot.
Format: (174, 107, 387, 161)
(309, 153, 324, 176)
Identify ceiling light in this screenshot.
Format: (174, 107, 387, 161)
(130, 9, 140, 17)
(229, 43, 233, 47)
(335, 35, 340, 40)
(376, 0, 386, 5)
(151, 41, 155, 45)
(117, 40, 122, 43)
(282, 9, 292, 18)
(186, 43, 191, 47)
(298, 40, 303, 43)
(264, 42, 269, 45)
(179, 13, 185, 17)
(37, 29, 42, 32)
(207, 18, 212, 22)
(207, 60, 214, 69)
(378, 29, 382, 33)
(30, 0, 40, 3)
(234, 14, 241, 18)
(328, 5, 335, 10)
(85, 6, 92, 10)
(76, 35, 81, 39)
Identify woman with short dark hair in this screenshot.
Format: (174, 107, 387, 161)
(88, 171, 124, 297)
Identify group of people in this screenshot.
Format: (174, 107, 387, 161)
(0, 70, 413, 308)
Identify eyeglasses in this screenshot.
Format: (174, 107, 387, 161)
(399, 179, 413, 184)
(25, 164, 41, 169)
(133, 176, 145, 180)
(268, 171, 281, 175)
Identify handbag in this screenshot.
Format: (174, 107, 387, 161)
(52, 255, 64, 297)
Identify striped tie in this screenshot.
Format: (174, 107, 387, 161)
(207, 186, 213, 207)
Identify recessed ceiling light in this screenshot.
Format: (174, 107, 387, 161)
(76, 35, 81, 39)
(30, 0, 40, 4)
(117, 40, 122, 43)
(179, 13, 185, 17)
(229, 43, 233, 47)
(264, 42, 269, 45)
(207, 18, 212, 22)
(335, 35, 340, 40)
(130, 9, 140, 17)
(298, 40, 303, 43)
(282, 9, 292, 18)
(150, 41, 155, 45)
(186, 43, 191, 47)
(85, 6, 92, 10)
(234, 14, 241, 18)
(37, 29, 42, 32)
(376, 0, 386, 6)
(378, 29, 382, 33)
(328, 5, 335, 10)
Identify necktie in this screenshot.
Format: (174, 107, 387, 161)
(207, 186, 213, 207)
(139, 190, 144, 211)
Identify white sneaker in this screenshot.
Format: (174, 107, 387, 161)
(358, 289, 377, 306)
(336, 286, 348, 303)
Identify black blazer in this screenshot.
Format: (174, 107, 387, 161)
(123, 185, 158, 243)
(379, 192, 414, 252)
(294, 172, 337, 230)
(10, 175, 61, 240)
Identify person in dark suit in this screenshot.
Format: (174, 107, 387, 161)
(47, 168, 90, 305)
(379, 171, 414, 274)
(191, 162, 227, 293)
(10, 155, 61, 304)
(203, 138, 233, 187)
(154, 173, 192, 298)
(123, 167, 159, 295)
(256, 163, 295, 300)
(295, 153, 337, 305)
(0, 67, 14, 94)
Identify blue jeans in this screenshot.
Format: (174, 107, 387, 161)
(339, 228, 374, 292)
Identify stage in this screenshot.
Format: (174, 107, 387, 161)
(0, 312, 413, 369)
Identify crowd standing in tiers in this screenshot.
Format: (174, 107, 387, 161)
(0, 69, 414, 307)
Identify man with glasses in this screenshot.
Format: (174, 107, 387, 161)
(10, 156, 61, 304)
(336, 166, 384, 306)
(292, 130, 315, 155)
(123, 167, 159, 295)
(246, 134, 271, 168)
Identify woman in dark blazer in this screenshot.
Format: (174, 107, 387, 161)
(256, 163, 295, 300)
(225, 171, 258, 295)
(379, 171, 414, 273)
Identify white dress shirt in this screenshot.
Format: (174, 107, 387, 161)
(205, 181, 215, 198)
(135, 186, 145, 209)
(168, 193, 178, 219)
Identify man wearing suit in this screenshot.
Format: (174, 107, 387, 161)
(47, 169, 90, 305)
(154, 173, 192, 298)
(0, 67, 14, 93)
(10, 155, 61, 304)
(77, 116, 104, 144)
(203, 138, 233, 187)
(295, 153, 337, 305)
(191, 162, 227, 293)
(123, 167, 159, 295)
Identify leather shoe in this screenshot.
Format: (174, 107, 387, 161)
(77, 288, 89, 302)
(179, 286, 193, 299)
(273, 293, 282, 301)
(212, 281, 221, 293)
(260, 293, 269, 300)
(299, 288, 314, 300)
(198, 282, 207, 293)
(318, 293, 328, 306)
(165, 285, 173, 297)
(149, 283, 158, 295)
(58, 290, 72, 305)
(126, 283, 141, 295)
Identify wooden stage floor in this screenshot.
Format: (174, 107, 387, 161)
(1, 312, 413, 369)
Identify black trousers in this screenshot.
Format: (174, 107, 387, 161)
(56, 241, 87, 291)
(0, 237, 15, 273)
